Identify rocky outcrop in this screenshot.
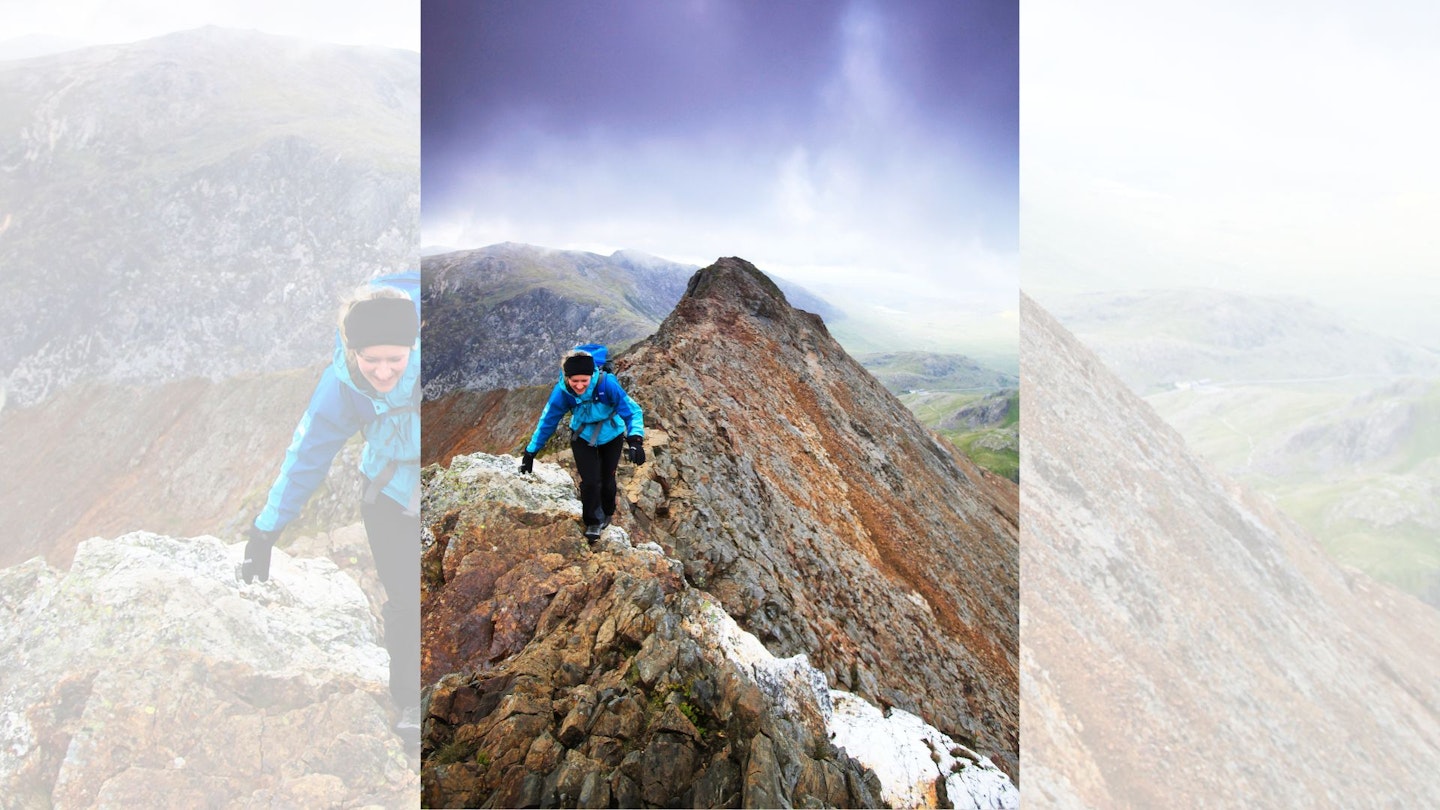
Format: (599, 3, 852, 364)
(420, 453, 1016, 808)
(422, 385, 552, 467)
(941, 390, 1018, 433)
(1020, 293, 1440, 805)
(615, 258, 1019, 775)
(0, 528, 416, 806)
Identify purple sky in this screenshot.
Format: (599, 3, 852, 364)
(422, 0, 1018, 352)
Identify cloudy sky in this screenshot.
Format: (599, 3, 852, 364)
(0, 0, 418, 54)
(1023, 0, 1440, 347)
(423, 0, 1018, 353)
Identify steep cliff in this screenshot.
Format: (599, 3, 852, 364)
(421, 385, 552, 467)
(616, 258, 1019, 774)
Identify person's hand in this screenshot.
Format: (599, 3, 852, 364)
(625, 435, 645, 465)
(240, 525, 280, 583)
(519, 451, 535, 475)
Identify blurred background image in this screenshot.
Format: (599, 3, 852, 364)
(0, 2, 422, 805)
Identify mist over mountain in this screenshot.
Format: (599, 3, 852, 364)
(1046, 287, 1440, 606)
(0, 27, 419, 407)
(1044, 288, 1440, 394)
(1021, 293, 1440, 805)
(420, 258, 1019, 803)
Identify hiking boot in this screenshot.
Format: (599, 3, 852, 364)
(598, 514, 612, 532)
(584, 523, 602, 541)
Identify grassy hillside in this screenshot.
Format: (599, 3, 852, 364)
(896, 389, 1019, 482)
(1148, 378, 1440, 606)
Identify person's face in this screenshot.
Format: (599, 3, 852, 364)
(356, 345, 411, 393)
(567, 374, 592, 395)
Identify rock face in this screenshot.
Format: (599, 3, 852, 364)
(0, 28, 419, 407)
(1020, 293, 1440, 805)
(0, 529, 416, 807)
(616, 258, 1019, 773)
(420, 453, 1016, 808)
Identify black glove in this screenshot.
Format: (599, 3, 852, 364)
(240, 525, 280, 583)
(519, 451, 535, 475)
(625, 435, 645, 465)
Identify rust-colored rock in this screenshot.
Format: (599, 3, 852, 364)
(617, 257, 1019, 774)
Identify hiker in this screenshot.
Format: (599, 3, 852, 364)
(520, 345, 645, 540)
(239, 272, 422, 740)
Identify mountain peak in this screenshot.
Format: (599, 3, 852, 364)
(660, 257, 829, 347)
(619, 257, 1020, 775)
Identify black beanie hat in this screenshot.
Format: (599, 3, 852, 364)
(344, 297, 418, 349)
(563, 353, 595, 378)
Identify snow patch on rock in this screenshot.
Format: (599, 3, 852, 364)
(828, 690, 1018, 809)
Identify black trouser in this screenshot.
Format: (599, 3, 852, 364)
(361, 492, 420, 709)
(571, 434, 624, 526)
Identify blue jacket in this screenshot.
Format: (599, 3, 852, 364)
(525, 371, 644, 453)
(255, 275, 421, 532)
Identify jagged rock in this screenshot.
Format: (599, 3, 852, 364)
(829, 690, 1016, 809)
(421, 450, 1016, 808)
(617, 257, 1019, 775)
(0, 531, 415, 806)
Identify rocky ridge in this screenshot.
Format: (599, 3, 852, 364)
(0, 526, 416, 807)
(420, 453, 1017, 808)
(1020, 293, 1440, 805)
(614, 258, 1019, 774)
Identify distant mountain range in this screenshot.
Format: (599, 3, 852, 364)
(859, 351, 1018, 393)
(1045, 288, 1440, 394)
(0, 27, 419, 407)
(1045, 287, 1440, 605)
(420, 242, 839, 399)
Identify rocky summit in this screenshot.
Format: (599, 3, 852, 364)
(618, 258, 1019, 774)
(420, 454, 1016, 808)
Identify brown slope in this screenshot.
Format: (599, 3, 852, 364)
(615, 257, 1019, 775)
(0, 368, 358, 568)
(420, 385, 551, 467)
(1020, 292, 1440, 806)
